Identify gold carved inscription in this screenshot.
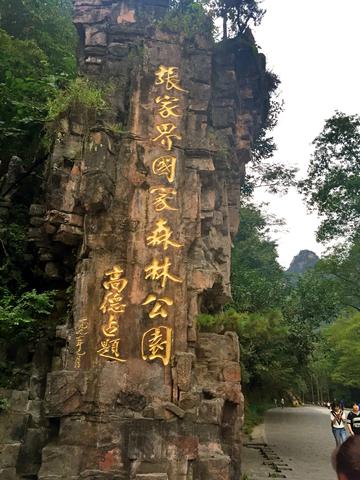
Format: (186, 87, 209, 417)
(142, 326, 172, 366)
(152, 155, 177, 183)
(100, 266, 128, 315)
(97, 338, 125, 363)
(142, 293, 173, 319)
(155, 65, 187, 92)
(100, 291, 126, 315)
(150, 187, 178, 212)
(144, 257, 182, 288)
(155, 95, 180, 119)
(98, 265, 128, 362)
(101, 314, 119, 338)
(152, 123, 181, 151)
(138, 65, 189, 368)
(146, 218, 183, 251)
(74, 318, 88, 369)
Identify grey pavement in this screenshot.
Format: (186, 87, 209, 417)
(243, 405, 343, 480)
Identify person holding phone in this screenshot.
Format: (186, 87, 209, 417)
(331, 403, 348, 446)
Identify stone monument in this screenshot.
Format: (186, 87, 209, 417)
(0, 1, 270, 478)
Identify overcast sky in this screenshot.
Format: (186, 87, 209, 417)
(252, 0, 360, 268)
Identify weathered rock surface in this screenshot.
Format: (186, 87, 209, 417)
(1, 1, 271, 479)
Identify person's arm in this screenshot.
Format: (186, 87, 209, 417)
(347, 413, 355, 435)
(331, 414, 336, 426)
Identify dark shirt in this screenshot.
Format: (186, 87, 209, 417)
(347, 411, 360, 434)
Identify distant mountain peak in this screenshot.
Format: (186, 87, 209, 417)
(287, 250, 319, 274)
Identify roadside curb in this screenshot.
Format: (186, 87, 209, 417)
(244, 442, 294, 479)
(242, 420, 295, 479)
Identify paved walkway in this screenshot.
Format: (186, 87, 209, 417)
(242, 405, 341, 480)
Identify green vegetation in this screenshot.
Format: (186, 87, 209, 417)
(243, 401, 272, 435)
(199, 308, 299, 393)
(198, 188, 360, 426)
(207, 0, 265, 39)
(47, 77, 109, 121)
(0, 0, 77, 75)
(295, 111, 360, 403)
(242, 71, 298, 196)
(240, 474, 252, 480)
(325, 312, 360, 388)
(236, 110, 360, 412)
(0, 397, 10, 413)
(0, 207, 56, 344)
(303, 242, 360, 403)
(4, 0, 359, 439)
(157, 0, 214, 39)
(0, 0, 70, 384)
(0, 212, 56, 386)
(0, 290, 55, 338)
(0, 0, 77, 172)
(198, 204, 306, 409)
(230, 204, 286, 312)
(0, 28, 57, 160)
(157, 0, 267, 44)
(300, 111, 360, 242)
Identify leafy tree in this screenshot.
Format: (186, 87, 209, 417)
(300, 112, 360, 242)
(0, 0, 77, 178)
(0, 29, 56, 168)
(231, 203, 286, 312)
(0, 0, 76, 75)
(160, 0, 214, 38)
(281, 256, 345, 369)
(283, 242, 360, 401)
(0, 1, 77, 369)
(208, 0, 265, 39)
(243, 159, 298, 196)
(284, 265, 342, 328)
(198, 309, 301, 395)
(241, 71, 297, 196)
(306, 338, 333, 404)
(325, 312, 360, 389)
(0, 289, 55, 339)
(285, 240, 360, 327)
(317, 241, 360, 312)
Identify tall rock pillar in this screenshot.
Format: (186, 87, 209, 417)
(32, 1, 269, 479)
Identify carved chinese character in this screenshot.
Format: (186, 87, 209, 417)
(152, 123, 181, 151)
(142, 326, 172, 366)
(75, 337, 86, 369)
(152, 155, 177, 183)
(97, 338, 125, 363)
(146, 218, 183, 251)
(100, 265, 128, 315)
(75, 318, 88, 337)
(144, 257, 182, 288)
(74, 318, 88, 369)
(142, 293, 173, 319)
(76, 336, 86, 355)
(74, 356, 82, 369)
(101, 314, 119, 337)
(103, 266, 127, 291)
(150, 187, 178, 212)
(155, 65, 187, 92)
(155, 95, 180, 119)
(100, 291, 126, 314)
